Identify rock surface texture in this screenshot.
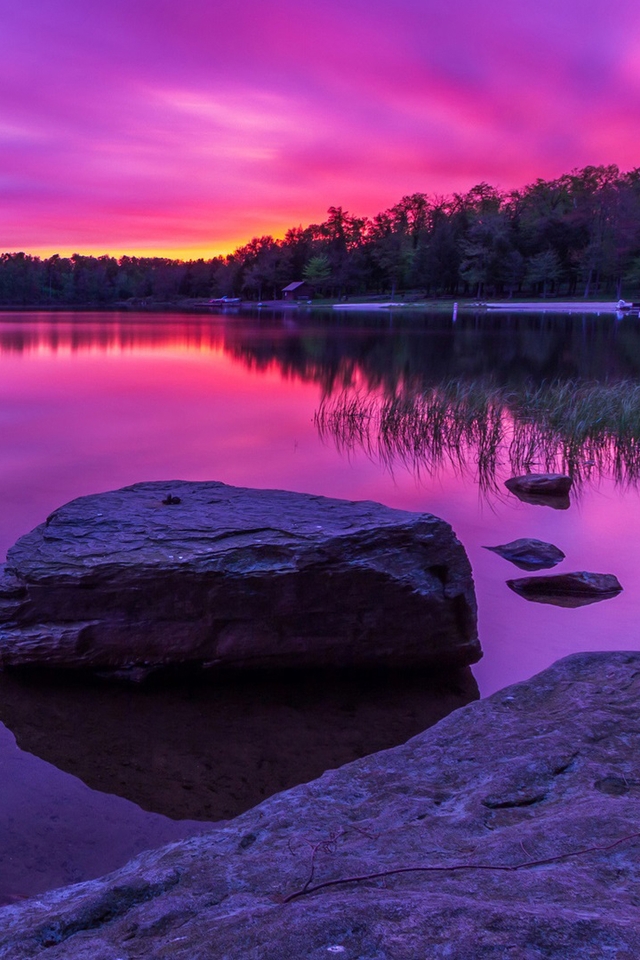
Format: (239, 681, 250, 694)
(507, 571, 623, 607)
(1, 651, 640, 958)
(483, 538, 565, 570)
(0, 481, 479, 671)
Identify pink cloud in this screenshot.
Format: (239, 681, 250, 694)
(2, 0, 640, 256)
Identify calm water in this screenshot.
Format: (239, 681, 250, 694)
(1, 307, 639, 901)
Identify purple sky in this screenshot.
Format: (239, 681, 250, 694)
(2, 0, 640, 257)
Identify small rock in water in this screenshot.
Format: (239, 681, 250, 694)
(505, 473, 572, 509)
(483, 538, 565, 571)
(507, 571, 622, 607)
(505, 473, 573, 496)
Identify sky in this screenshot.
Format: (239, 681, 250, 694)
(2, 0, 640, 259)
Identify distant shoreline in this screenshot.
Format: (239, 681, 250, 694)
(0, 298, 633, 315)
(485, 300, 628, 313)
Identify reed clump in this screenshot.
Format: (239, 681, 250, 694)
(315, 380, 640, 490)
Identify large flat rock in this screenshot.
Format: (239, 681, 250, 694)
(1, 651, 639, 958)
(0, 481, 479, 671)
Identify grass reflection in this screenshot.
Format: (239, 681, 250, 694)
(315, 380, 640, 492)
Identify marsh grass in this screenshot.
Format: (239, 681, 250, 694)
(315, 380, 640, 491)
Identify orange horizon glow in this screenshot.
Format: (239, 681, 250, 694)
(17, 212, 322, 261)
(18, 241, 265, 262)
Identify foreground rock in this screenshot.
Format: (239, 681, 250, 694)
(0, 481, 479, 672)
(483, 537, 565, 570)
(1, 652, 640, 958)
(507, 571, 623, 607)
(505, 473, 572, 509)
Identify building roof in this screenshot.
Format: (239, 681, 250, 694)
(282, 281, 308, 292)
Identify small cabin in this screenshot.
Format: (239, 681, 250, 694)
(282, 281, 313, 301)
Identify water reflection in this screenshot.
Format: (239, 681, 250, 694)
(0, 715, 212, 906)
(503, 486, 571, 510)
(316, 380, 640, 492)
(0, 668, 477, 821)
(2, 309, 640, 390)
(1, 307, 640, 904)
(3, 311, 640, 496)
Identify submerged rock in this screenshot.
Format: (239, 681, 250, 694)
(0, 481, 480, 672)
(484, 537, 565, 570)
(507, 571, 623, 607)
(1, 652, 640, 958)
(505, 473, 573, 509)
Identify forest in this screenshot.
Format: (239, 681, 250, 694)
(3, 164, 640, 305)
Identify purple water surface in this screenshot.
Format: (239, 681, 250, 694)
(0, 308, 638, 901)
(1, 309, 637, 695)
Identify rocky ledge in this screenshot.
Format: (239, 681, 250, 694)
(1, 651, 639, 958)
(0, 480, 479, 672)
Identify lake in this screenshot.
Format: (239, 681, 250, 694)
(1, 306, 639, 903)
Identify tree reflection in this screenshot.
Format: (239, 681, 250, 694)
(316, 380, 640, 492)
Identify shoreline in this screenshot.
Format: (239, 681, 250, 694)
(485, 300, 628, 313)
(0, 298, 634, 315)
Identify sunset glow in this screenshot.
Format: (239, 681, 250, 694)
(3, 0, 640, 257)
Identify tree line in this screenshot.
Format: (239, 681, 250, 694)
(4, 164, 640, 305)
